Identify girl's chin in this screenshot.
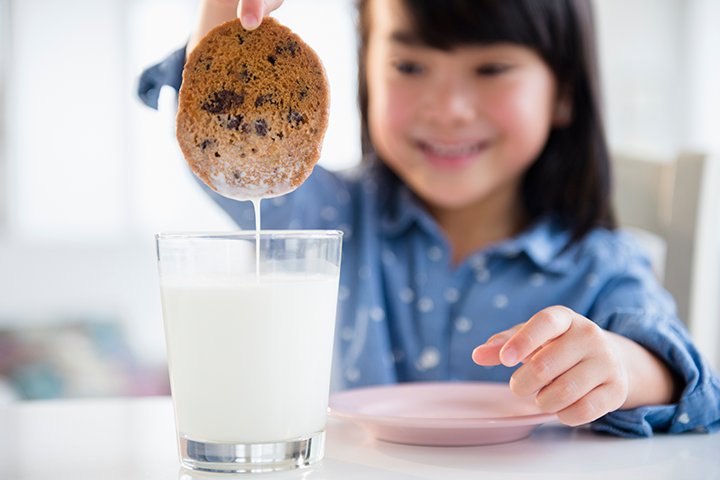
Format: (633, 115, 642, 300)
(413, 185, 480, 211)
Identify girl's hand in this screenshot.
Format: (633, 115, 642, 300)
(188, 0, 285, 56)
(472, 306, 677, 426)
(237, 0, 285, 29)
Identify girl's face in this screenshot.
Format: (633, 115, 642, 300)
(366, 0, 563, 214)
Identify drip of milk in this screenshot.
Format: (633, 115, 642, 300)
(251, 198, 261, 281)
(210, 176, 297, 282)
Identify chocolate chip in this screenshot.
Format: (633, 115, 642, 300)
(298, 90, 307, 100)
(201, 90, 245, 114)
(235, 66, 252, 83)
(276, 40, 299, 57)
(267, 55, 276, 65)
(215, 152, 221, 157)
(236, 35, 244, 45)
(287, 109, 304, 126)
(198, 57, 213, 71)
(200, 139, 212, 150)
(233, 172, 240, 179)
(227, 115, 243, 130)
(255, 119, 268, 136)
(255, 94, 273, 107)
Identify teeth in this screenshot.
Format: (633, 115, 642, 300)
(424, 142, 481, 156)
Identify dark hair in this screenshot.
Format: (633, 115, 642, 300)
(356, 0, 615, 243)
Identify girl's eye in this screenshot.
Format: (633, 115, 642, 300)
(394, 61, 424, 75)
(476, 64, 509, 76)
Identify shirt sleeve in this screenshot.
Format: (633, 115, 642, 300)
(137, 46, 187, 110)
(588, 238, 720, 437)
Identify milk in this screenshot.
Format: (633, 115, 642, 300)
(161, 274, 339, 444)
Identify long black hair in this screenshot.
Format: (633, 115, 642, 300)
(356, 0, 615, 243)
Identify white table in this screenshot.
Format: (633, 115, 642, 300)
(0, 396, 718, 479)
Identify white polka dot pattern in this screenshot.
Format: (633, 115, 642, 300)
(444, 287, 460, 303)
(417, 296, 434, 313)
(382, 250, 396, 266)
(399, 287, 415, 303)
(455, 316, 472, 333)
(475, 269, 491, 283)
(415, 346, 441, 371)
(370, 306, 385, 322)
(340, 326, 353, 341)
(493, 294, 509, 309)
(346, 367, 360, 382)
(320, 205, 337, 221)
(428, 246, 443, 261)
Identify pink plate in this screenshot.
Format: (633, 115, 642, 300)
(327, 382, 556, 446)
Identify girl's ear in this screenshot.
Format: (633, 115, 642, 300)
(552, 88, 573, 128)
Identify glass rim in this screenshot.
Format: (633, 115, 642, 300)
(155, 230, 343, 241)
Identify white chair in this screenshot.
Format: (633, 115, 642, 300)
(612, 152, 720, 370)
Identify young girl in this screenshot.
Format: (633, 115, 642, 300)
(139, 0, 720, 437)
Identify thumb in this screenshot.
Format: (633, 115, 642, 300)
(238, 0, 284, 29)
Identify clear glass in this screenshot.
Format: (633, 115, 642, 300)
(156, 231, 342, 474)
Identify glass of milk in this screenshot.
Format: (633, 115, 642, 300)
(156, 230, 342, 474)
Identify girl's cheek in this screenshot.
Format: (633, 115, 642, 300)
(489, 81, 555, 156)
(383, 82, 416, 130)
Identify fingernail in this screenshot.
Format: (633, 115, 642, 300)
(501, 347, 517, 366)
(242, 14, 259, 29)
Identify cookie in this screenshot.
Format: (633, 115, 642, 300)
(176, 17, 330, 199)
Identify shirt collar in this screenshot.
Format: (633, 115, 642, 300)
(373, 162, 435, 237)
(373, 160, 578, 274)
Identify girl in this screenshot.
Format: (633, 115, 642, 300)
(139, 0, 720, 437)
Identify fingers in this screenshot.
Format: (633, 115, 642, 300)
(554, 383, 627, 426)
(238, 0, 285, 29)
(472, 324, 524, 366)
(498, 306, 574, 367)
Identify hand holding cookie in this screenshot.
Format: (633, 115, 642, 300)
(177, 16, 330, 200)
(188, 0, 285, 56)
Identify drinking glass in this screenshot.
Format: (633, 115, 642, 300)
(156, 230, 342, 473)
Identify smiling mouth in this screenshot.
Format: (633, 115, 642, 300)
(418, 140, 489, 164)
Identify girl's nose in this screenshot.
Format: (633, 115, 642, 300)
(422, 76, 477, 125)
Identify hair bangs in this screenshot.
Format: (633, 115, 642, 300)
(401, 0, 567, 60)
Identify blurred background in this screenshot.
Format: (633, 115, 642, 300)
(0, 0, 718, 402)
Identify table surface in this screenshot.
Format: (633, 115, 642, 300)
(0, 396, 718, 480)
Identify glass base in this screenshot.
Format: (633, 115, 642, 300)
(178, 430, 325, 474)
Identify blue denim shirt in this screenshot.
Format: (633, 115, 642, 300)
(140, 49, 720, 438)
